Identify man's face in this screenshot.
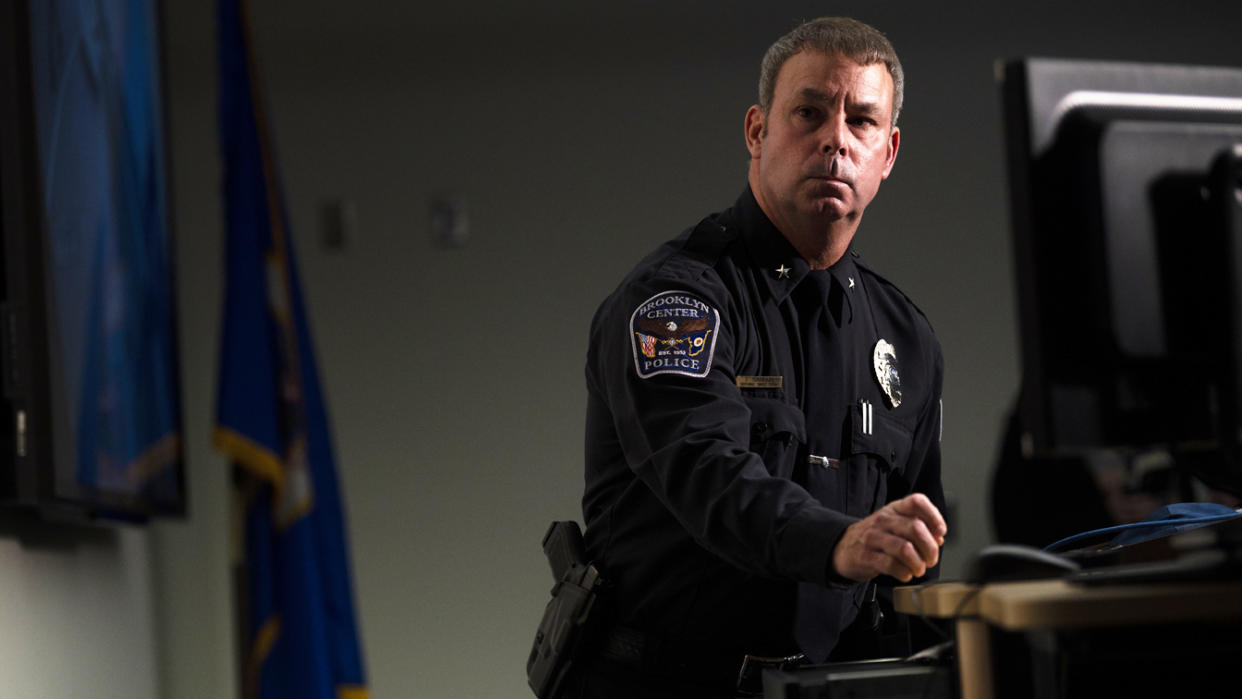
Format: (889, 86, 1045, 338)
(746, 51, 900, 232)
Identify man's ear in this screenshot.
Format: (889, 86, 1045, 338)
(881, 126, 901, 180)
(744, 105, 764, 159)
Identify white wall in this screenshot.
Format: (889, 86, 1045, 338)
(0, 524, 159, 698)
(130, 2, 1242, 699)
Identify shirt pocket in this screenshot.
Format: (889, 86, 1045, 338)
(741, 394, 806, 480)
(846, 405, 914, 516)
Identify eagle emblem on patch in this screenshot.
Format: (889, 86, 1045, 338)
(630, 290, 720, 379)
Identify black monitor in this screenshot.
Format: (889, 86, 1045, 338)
(1002, 58, 1242, 496)
(0, 0, 185, 521)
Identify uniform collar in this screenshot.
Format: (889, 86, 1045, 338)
(722, 186, 860, 306)
(825, 253, 859, 324)
(826, 252, 859, 305)
(720, 186, 808, 304)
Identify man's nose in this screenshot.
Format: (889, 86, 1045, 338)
(820, 115, 848, 156)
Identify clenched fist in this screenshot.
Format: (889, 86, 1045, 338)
(832, 493, 947, 583)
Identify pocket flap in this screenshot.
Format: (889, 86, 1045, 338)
(851, 402, 912, 471)
(742, 394, 806, 443)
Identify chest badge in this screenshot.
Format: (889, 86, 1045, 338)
(872, 339, 902, 408)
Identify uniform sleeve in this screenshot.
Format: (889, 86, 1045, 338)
(587, 279, 855, 586)
(888, 336, 945, 585)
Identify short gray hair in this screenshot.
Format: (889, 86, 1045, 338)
(758, 17, 904, 126)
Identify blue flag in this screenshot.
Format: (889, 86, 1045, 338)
(214, 1, 367, 697)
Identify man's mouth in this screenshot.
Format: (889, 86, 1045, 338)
(809, 175, 851, 188)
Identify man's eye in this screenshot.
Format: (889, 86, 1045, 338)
(795, 107, 819, 119)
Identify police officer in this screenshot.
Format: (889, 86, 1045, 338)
(570, 17, 947, 699)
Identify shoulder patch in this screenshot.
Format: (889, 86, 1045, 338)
(630, 290, 720, 379)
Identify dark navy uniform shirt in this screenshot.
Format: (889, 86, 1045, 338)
(582, 187, 944, 660)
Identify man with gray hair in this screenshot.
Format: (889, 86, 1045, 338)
(570, 16, 946, 698)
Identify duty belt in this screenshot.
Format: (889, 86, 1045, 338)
(598, 626, 806, 696)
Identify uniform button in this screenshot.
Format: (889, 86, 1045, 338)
(755, 422, 769, 434)
(890, 450, 897, 461)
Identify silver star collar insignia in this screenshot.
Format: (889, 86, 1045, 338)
(873, 339, 903, 408)
(775, 264, 791, 279)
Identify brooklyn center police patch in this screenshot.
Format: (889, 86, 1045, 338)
(630, 290, 720, 379)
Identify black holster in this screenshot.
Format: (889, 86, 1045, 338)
(526, 521, 606, 698)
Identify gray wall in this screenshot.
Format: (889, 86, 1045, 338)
(8, 2, 1240, 698)
(155, 2, 1242, 698)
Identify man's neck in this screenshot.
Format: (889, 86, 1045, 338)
(752, 195, 859, 269)
(780, 221, 857, 270)
(748, 176, 860, 270)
